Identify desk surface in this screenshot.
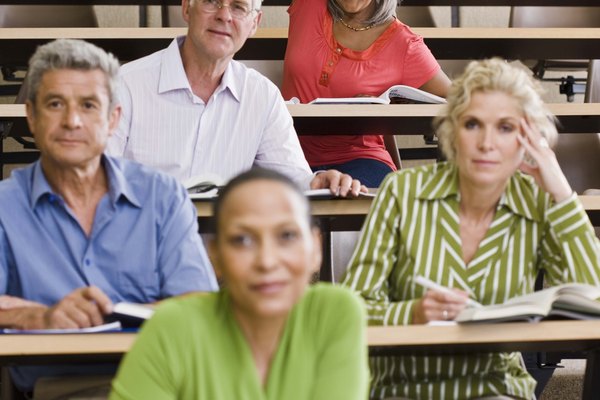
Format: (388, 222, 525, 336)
(2, 27, 600, 63)
(4, 103, 600, 135)
(2, 320, 600, 361)
(194, 195, 600, 230)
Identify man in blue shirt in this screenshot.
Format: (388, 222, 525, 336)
(0, 39, 218, 396)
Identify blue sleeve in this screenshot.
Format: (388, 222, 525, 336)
(156, 180, 218, 296)
(0, 223, 9, 294)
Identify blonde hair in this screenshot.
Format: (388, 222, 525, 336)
(434, 58, 558, 162)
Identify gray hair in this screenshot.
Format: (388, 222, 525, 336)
(328, 0, 397, 27)
(434, 58, 558, 162)
(27, 39, 120, 111)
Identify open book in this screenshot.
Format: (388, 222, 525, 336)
(290, 85, 446, 105)
(304, 188, 376, 200)
(104, 302, 155, 328)
(184, 174, 225, 200)
(455, 283, 600, 323)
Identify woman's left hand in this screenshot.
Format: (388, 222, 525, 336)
(517, 118, 573, 203)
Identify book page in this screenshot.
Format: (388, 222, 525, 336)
(309, 97, 387, 105)
(2, 321, 122, 334)
(385, 85, 446, 104)
(456, 283, 600, 323)
(304, 188, 376, 199)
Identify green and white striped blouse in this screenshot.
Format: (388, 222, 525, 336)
(342, 162, 600, 400)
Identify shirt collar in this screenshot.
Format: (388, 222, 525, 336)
(158, 36, 191, 94)
(30, 156, 142, 210)
(416, 162, 541, 222)
(499, 172, 542, 223)
(158, 36, 241, 103)
(416, 162, 459, 201)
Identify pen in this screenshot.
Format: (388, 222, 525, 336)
(414, 275, 482, 308)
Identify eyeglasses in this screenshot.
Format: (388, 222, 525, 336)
(198, 0, 257, 20)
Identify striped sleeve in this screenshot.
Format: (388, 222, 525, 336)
(541, 192, 600, 287)
(342, 173, 416, 326)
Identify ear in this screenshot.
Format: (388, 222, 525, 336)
(182, 0, 191, 24)
(25, 100, 37, 138)
(309, 227, 323, 275)
(247, 10, 262, 38)
(107, 105, 122, 138)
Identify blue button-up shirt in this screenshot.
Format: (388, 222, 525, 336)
(0, 156, 218, 390)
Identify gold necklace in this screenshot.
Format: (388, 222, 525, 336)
(338, 18, 375, 32)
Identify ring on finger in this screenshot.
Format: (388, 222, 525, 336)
(442, 309, 449, 320)
(539, 137, 549, 149)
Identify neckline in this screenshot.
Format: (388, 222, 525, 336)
(325, 13, 400, 60)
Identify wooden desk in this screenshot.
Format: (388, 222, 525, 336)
(3, 103, 600, 138)
(196, 195, 600, 231)
(2, 27, 600, 65)
(1, 320, 600, 398)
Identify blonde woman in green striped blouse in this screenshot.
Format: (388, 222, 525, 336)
(342, 58, 600, 400)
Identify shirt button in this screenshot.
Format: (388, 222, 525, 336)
(336, 47, 342, 53)
(85, 259, 91, 266)
(328, 61, 333, 66)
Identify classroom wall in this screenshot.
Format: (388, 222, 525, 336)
(92, 5, 512, 28)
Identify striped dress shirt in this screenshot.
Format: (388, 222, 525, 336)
(342, 162, 600, 400)
(106, 37, 313, 188)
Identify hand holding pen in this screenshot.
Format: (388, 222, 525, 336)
(414, 276, 482, 308)
(412, 275, 481, 324)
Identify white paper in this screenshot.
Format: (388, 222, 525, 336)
(2, 321, 122, 334)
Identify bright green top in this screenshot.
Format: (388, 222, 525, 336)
(342, 162, 600, 400)
(110, 284, 369, 400)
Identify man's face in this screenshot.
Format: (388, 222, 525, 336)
(182, 0, 262, 63)
(26, 69, 120, 170)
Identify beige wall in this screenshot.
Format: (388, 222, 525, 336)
(94, 5, 511, 28)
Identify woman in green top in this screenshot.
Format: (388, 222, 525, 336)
(342, 58, 600, 399)
(110, 168, 369, 400)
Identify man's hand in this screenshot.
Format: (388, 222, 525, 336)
(310, 169, 367, 197)
(0, 295, 44, 310)
(42, 286, 113, 329)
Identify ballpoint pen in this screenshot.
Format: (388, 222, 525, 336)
(414, 275, 482, 308)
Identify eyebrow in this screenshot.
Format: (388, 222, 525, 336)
(40, 93, 102, 103)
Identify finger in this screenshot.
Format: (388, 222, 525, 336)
(337, 174, 353, 197)
(326, 171, 342, 195)
(59, 289, 106, 327)
(521, 119, 550, 153)
(44, 306, 83, 329)
(425, 288, 468, 306)
(83, 286, 114, 314)
(350, 180, 362, 196)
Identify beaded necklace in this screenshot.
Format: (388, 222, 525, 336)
(338, 18, 375, 32)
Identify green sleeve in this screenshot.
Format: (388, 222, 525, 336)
(109, 301, 185, 400)
(540, 192, 600, 286)
(310, 287, 369, 400)
(342, 174, 417, 326)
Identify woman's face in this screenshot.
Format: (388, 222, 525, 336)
(211, 180, 321, 320)
(335, 0, 375, 17)
(454, 90, 525, 189)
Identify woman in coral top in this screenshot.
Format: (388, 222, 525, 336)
(282, 0, 451, 187)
